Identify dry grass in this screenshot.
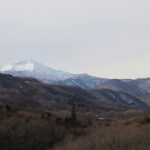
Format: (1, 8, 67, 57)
(1, 106, 150, 150)
(0, 107, 92, 150)
(54, 118, 150, 150)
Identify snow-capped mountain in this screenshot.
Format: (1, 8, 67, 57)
(0, 60, 108, 89)
(0, 60, 74, 82)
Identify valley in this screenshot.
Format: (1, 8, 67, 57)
(0, 61, 150, 150)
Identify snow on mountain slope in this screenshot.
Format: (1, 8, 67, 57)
(0, 60, 108, 89)
(88, 89, 147, 108)
(0, 60, 74, 81)
(59, 74, 108, 89)
(96, 79, 145, 95)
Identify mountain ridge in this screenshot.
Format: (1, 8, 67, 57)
(0, 60, 108, 89)
(0, 60, 74, 81)
(0, 73, 147, 109)
(0, 60, 150, 97)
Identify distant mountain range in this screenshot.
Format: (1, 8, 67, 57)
(96, 79, 145, 95)
(0, 73, 147, 110)
(0, 60, 150, 106)
(0, 60, 108, 89)
(59, 74, 107, 89)
(88, 89, 146, 107)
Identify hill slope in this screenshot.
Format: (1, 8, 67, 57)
(0, 60, 74, 81)
(0, 74, 147, 110)
(97, 79, 145, 95)
(88, 89, 146, 108)
(59, 74, 107, 89)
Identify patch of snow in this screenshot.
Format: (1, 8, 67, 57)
(15, 63, 34, 71)
(0, 60, 74, 81)
(1, 65, 13, 72)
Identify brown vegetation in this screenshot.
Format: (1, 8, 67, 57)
(0, 105, 150, 150)
(53, 109, 150, 150)
(0, 105, 92, 150)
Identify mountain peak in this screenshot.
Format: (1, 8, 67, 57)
(0, 60, 74, 81)
(1, 60, 48, 72)
(0, 60, 108, 89)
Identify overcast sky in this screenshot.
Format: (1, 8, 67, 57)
(0, 0, 150, 78)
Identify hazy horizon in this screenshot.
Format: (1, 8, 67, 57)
(0, 0, 150, 78)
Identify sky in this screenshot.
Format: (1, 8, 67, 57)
(0, 0, 150, 79)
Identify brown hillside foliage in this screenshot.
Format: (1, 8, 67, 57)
(53, 111, 150, 150)
(0, 105, 150, 150)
